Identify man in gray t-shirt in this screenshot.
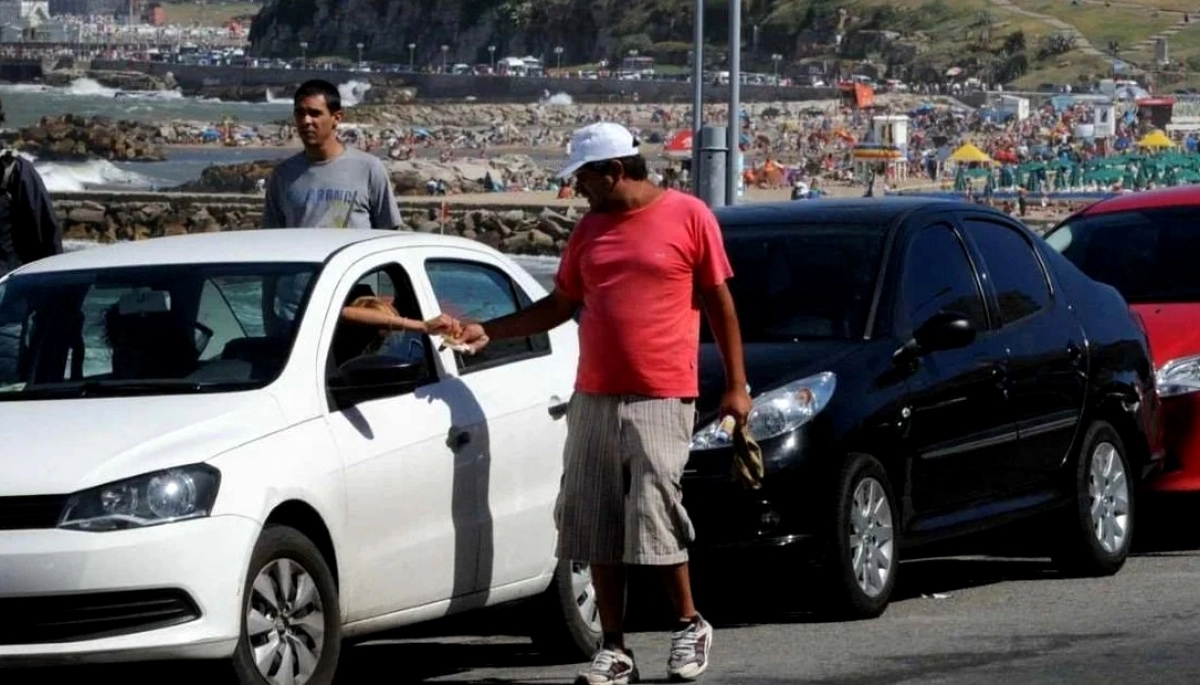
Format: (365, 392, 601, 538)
(262, 79, 404, 230)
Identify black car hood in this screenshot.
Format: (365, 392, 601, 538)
(696, 340, 859, 423)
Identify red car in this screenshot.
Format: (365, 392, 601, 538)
(1045, 186, 1200, 491)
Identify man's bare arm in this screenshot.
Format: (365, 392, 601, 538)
(479, 288, 578, 340)
(701, 283, 749, 392)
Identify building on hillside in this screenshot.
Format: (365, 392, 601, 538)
(48, 0, 121, 14)
(0, 1, 54, 41)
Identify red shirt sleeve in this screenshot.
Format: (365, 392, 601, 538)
(554, 219, 586, 302)
(693, 204, 733, 289)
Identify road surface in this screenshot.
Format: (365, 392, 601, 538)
(5, 502, 1200, 684)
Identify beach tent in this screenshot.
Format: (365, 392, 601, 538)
(1138, 129, 1175, 149)
(662, 130, 693, 160)
(948, 142, 992, 164)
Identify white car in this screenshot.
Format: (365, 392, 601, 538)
(0, 230, 600, 683)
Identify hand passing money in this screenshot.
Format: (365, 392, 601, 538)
(426, 315, 489, 355)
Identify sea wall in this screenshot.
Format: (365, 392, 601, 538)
(51, 191, 583, 256)
(49, 191, 1056, 257)
(85, 59, 839, 104)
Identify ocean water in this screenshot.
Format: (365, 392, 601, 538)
(0, 78, 376, 192)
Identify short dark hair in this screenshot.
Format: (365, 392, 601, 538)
(583, 155, 649, 181)
(294, 79, 342, 113)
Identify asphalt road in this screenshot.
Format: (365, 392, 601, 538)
(7, 500, 1200, 685)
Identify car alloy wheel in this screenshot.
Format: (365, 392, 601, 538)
(1053, 420, 1134, 577)
(569, 561, 602, 634)
(247, 558, 327, 685)
(1087, 440, 1130, 554)
(849, 476, 895, 598)
(529, 558, 603, 661)
(234, 525, 340, 685)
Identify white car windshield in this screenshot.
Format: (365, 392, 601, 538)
(0, 262, 321, 399)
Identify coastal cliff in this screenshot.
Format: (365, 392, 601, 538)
(247, 0, 622, 67)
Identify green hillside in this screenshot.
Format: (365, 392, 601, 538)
(247, 0, 1200, 90)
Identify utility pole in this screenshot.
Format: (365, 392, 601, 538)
(726, 0, 742, 204)
(691, 0, 704, 196)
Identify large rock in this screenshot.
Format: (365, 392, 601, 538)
(184, 84, 276, 103)
(176, 160, 282, 193)
(43, 69, 176, 91)
(387, 154, 548, 195)
(3, 114, 166, 162)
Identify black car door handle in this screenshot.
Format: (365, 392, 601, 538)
(449, 428, 471, 448)
(549, 396, 569, 420)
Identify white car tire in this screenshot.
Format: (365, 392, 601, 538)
(232, 525, 342, 685)
(529, 559, 603, 661)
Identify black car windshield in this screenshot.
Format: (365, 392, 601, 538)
(0, 262, 321, 399)
(702, 222, 887, 343)
(1045, 206, 1200, 304)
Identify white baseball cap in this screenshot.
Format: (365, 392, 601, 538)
(555, 122, 641, 179)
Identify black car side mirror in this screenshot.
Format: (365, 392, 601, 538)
(896, 312, 977, 361)
(329, 354, 424, 408)
(337, 354, 424, 388)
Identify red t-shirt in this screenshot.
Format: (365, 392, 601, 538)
(555, 189, 734, 398)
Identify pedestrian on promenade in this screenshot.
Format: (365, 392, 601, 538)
(451, 122, 752, 685)
(261, 79, 403, 229)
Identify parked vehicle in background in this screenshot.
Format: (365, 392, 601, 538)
(684, 199, 1162, 619)
(1045, 186, 1200, 493)
(0, 230, 599, 684)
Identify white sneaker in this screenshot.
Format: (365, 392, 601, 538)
(667, 615, 713, 681)
(577, 647, 640, 685)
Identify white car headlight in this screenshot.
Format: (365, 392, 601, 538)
(59, 465, 221, 532)
(690, 372, 837, 451)
(1156, 354, 1200, 398)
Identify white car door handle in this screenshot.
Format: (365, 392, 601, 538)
(549, 396, 569, 420)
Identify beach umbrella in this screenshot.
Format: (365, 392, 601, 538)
(984, 169, 996, 195)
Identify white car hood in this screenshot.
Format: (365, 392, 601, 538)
(0, 391, 288, 496)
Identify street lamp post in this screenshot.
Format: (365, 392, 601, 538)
(488, 44, 496, 71)
(771, 53, 782, 81)
(554, 46, 563, 73)
(299, 40, 308, 68)
(408, 43, 415, 71)
(691, 0, 704, 197)
(356, 42, 364, 67)
(727, 0, 742, 204)
(441, 44, 448, 73)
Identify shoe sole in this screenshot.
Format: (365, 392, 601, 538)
(575, 665, 640, 685)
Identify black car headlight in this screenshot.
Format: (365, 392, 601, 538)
(690, 372, 837, 451)
(58, 465, 221, 532)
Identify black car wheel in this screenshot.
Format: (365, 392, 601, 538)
(232, 525, 342, 685)
(820, 453, 899, 619)
(529, 559, 603, 661)
(1054, 421, 1134, 576)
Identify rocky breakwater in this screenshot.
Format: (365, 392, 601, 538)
(1, 114, 166, 162)
(43, 68, 178, 91)
(178, 154, 550, 196)
(50, 191, 579, 257)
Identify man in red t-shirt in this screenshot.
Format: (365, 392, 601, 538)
(455, 122, 751, 685)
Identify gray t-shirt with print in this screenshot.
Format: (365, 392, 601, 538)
(262, 147, 403, 229)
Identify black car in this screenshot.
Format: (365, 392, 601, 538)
(686, 198, 1162, 619)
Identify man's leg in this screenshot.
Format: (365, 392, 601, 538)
(592, 562, 628, 650)
(557, 394, 640, 685)
(658, 562, 697, 623)
(621, 397, 711, 681)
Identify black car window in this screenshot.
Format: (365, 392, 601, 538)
(1045, 206, 1200, 304)
(901, 224, 987, 331)
(701, 222, 887, 342)
(962, 218, 1051, 325)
